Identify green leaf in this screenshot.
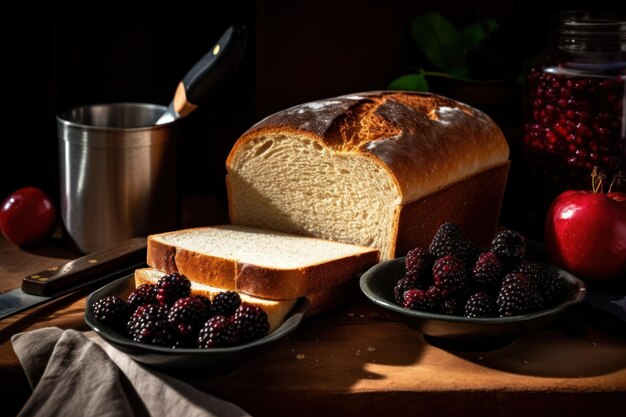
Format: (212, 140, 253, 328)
(387, 73, 429, 92)
(411, 12, 466, 73)
(463, 19, 499, 47)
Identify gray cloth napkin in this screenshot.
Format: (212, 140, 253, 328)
(11, 327, 252, 417)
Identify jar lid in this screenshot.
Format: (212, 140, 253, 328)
(554, 11, 626, 52)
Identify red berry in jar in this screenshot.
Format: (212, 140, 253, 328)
(520, 12, 626, 235)
(524, 70, 624, 190)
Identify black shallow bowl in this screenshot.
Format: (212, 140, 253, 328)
(360, 257, 586, 349)
(85, 275, 309, 375)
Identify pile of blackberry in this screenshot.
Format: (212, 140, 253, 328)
(394, 223, 565, 318)
(92, 273, 270, 348)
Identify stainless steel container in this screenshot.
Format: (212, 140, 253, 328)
(57, 103, 177, 253)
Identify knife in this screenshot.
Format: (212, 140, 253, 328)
(156, 25, 247, 125)
(0, 237, 147, 321)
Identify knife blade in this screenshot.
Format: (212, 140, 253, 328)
(0, 237, 147, 321)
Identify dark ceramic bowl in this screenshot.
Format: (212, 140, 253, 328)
(360, 257, 586, 349)
(85, 274, 309, 375)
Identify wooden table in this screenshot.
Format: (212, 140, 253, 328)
(1, 235, 625, 417)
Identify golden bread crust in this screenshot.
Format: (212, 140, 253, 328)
(227, 91, 509, 204)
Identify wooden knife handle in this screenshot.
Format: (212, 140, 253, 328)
(21, 237, 147, 296)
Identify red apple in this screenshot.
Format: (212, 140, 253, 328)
(545, 190, 626, 283)
(0, 187, 57, 246)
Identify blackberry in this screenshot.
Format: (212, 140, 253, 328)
(456, 238, 479, 267)
(212, 291, 242, 316)
(429, 223, 462, 258)
(537, 266, 563, 306)
(528, 288, 545, 312)
(234, 304, 270, 343)
(405, 268, 433, 290)
(393, 276, 418, 304)
(464, 291, 496, 318)
(496, 272, 541, 317)
(198, 315, 239, 348)
(432, 255, 467, 294)
(168, 297, 210, 344)
(195, 295, 213, 311)
(515, 261, 563, 307)
(512, 260, 532, 272)
(491, 230, 526, 268)
(156, 273, 191, 306)
(441, 297, 465, 316)
(127, 284, 158, 310)
(403, 289, 438, 312)
(93, 296, 131, 332)
(472, 252, 504, 290)
(127, 304, 174, 346)
(426, 285, 448, 301)
(428, 223, 477, 266)
(405, 247, 434, 283)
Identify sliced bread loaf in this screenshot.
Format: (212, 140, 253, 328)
(147, 225, 379, 299)
(135, 268, 296, 333)
(226, 91, 510, 260)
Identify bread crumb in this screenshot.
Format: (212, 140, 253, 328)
(359, 315, 365, 318)
(315, 338, 319, 342)
(347, 313, 355, 317)
(355, 349, 361, 357)
(366, 346, 377, 352)
(371, 359, 376, 363)
(291, 349, 295, 352)
(592, 342, 598, 346)
(296, 354, 306, 360)
(478, 356, 483, 361)
(523, 360, 528, 364)
(315, 359, 319, 362)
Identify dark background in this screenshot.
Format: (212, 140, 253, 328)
(1, 0, 619, 231)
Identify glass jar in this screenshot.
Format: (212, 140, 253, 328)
(522, 11, 625, 225)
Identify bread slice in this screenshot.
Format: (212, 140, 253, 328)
(226, 91, 510, 260)
(135, 267, 355, 332)
(135, 268, 296, 333)
(147, 225, 379, 299)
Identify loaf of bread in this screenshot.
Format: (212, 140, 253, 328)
(226, 91, 510, 260)
(147, 225, 379, 299)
